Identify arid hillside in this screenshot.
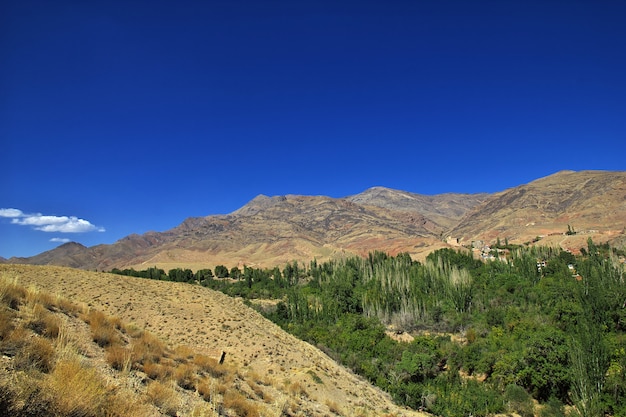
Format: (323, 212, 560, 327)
(7, 170, 626, 270)
(0, 264, 425, 417)
(447, 170, 626, 251)
(9, 190, 480, 271)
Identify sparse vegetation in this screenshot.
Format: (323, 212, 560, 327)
(0, 272, 339, 417)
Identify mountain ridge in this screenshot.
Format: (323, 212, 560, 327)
(8, 170, 626, 270)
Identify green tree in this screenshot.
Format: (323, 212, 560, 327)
(214, 265, 229, 278)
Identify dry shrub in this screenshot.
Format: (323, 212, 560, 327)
(85, 310, 121, 347)
(0, 276, 27, 310)
(56, 295, 83, 316)
(108, 390, 154, 417)
(105, 344, 132, 371)
(195, 354, 230, 379)
(326, 399, 342, 415)
(25, 286, 55, 310)
(173, 363, 197, 390)
(14, 335, 55, 373)
(0, 307, 15, 340)
(143, 360, 171, 380)
(223, 389, 260, 417)
(287, 381, 308, 398)
(27, 303, 60, 338)
(247, 380, 266, 400)
(124, 323, 144, 338)
(0, 371, 54, 416)
(216, 382, 229, 395)
(44, 359, 109, 416)
(173, 344, 195, 362)
(146, 380, 179, 416)
(131, 330, 166, 365)
(196, 378, 213, 402)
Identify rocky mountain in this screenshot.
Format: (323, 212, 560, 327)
(8, 170, 626, 270)
(447, 170, 626, 250)
(346, 187, 489, 228)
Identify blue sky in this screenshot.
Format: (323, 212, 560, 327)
(1, 0, 625, 258)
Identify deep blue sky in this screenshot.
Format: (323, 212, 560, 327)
(1, 0, 625, 258)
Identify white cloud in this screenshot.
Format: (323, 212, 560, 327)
(0, 208, 24, 218)
(50, 237, 71, 243)
(0, 208, 105, 233)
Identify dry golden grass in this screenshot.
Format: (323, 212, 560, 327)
(173, 362, 197, 390)
(14, 334, 55, 373)
(25, 285, 56, 310)
(0, 275, 26, 309)
(0, 307, 15, 339)
(44, 358, 110, 416)
(287, 380, 308, 398)
(143, 359, 171, 380)
(223, 389, 261, 417)
(174, 344, 195, 362)
(146, 380, 180, 416)
(85, 309, 122, 347)
(27, 302, 61, 338)
(105, 344, 132, 371)
(326, 399, 342, 415)
(131, 330, 167, 365)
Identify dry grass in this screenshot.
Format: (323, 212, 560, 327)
(131, 330, 167, 365)
(196, 377, 214, 401)
(27, 302, 61, 338)
(143, 360, 171, 380)
(287, 380, 308, 398)
(0, 276, 26, 310)
(147, 380, 180, 416)
(326, 399, 343, 415)
(105, 344, 132, 371)
(173, 362, 197, 390)
(19, 336, 55, 373)
(85, 309, 122, 347)
(223, 389, 261, 417)
(44, 358, 110, 416)
(0, 307, 15, 340)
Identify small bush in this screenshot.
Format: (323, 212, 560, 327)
(174, 345, 195, 362)
(0, 277, 26, 310)
(223, 389, 260, 417)
(504, 384, 534, 417)
(146, 381, 179, 416)
(85, 310, 121, 347)
(173, 363, 197, 390)
(143, 360, 171, 380)
(105, 345, 132, 371)
(0, 308, 15, 340)
(27, 303, 60, 338)
(196, 378, 213, 402)
(14, 335, 55, 373)
(131, 331, 166, 365)
(44, 359, 109, 416)
(326, 399, 342, 415)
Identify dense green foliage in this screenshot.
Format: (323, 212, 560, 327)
(110, 240, 626, 417)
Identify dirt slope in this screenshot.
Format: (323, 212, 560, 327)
(1, 264, 425, 417)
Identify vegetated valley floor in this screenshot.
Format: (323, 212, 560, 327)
(1, 264, 426, 417)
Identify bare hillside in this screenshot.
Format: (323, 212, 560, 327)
(1, 264, 425, 417)
(447, 170, 626, 250)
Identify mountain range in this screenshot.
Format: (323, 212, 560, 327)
(7, 170, 626, 271)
